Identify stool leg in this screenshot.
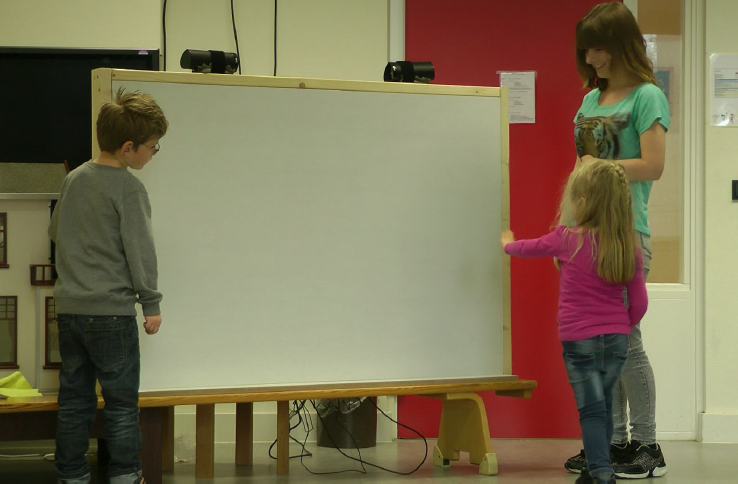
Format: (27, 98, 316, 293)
(430, 392, 498, 475)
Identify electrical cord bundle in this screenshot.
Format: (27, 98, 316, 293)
(267, 399, 313, 460)
(267, 398, 428, 475)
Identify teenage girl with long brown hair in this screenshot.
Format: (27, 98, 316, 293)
(561, 2, 670, 479)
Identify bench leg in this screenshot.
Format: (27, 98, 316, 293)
(195, 404, 215, 478)
(428, 392, 498, 475)
(235, 402, 253, 466)
(139, 407, 164, 484)
(277, 400, 290, 474)
(161, 407, 174, 471)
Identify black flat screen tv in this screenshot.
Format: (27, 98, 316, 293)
(0, 47, 159, 171)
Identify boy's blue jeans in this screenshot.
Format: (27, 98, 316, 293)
(562, 334, 629, 479)
(56, 315, 143, 484)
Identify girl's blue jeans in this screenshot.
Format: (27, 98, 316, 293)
(55, 314, 143, 484)
(562, 333, 629, 479)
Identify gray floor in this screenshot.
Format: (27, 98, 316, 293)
(0, 439, 736, 483)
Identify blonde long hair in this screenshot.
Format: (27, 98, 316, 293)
(558, 160, 636, 284)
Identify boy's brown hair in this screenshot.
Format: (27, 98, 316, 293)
(97, 88, 168, 153)
(574, 2, 657, 91)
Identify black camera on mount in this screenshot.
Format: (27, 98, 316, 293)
(383, 61, 434, 83)
(180, 50, 239, 74)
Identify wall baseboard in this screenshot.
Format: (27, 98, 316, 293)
(699, 413, 738, 443)
(655, 431, 697, 441)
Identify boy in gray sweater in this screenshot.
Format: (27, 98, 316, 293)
(49, 89, 168, 484)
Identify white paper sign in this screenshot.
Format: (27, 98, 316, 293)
(709, 54, 738, 127)
(499, 71, 536, 124)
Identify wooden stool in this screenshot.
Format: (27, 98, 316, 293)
(426, 392, 498, 475)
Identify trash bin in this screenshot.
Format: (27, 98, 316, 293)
(316, 397, 377, 449)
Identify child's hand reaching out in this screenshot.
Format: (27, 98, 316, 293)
(500, 229, 515, 248)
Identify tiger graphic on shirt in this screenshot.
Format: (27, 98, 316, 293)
(574, 112, 631, 160)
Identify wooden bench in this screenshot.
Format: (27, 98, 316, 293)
(0, 377, 536, 483)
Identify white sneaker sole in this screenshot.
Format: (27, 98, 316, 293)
(652, 465, 668, 477)
(614, 470, 650, 479)
(615, 465, 667, 479)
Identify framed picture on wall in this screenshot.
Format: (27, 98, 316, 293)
(654, 68, 671, 103)
(654, 67, 678, 134)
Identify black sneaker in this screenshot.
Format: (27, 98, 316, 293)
(575, 467, 616, 484)
(614, 442, 667, 478)
(610, 441, 637, 463)
(564, 442, 635, 474)
(565, 449, 587, 473)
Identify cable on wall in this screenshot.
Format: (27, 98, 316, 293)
(231, 0, 242, 74)
(273, 0, 278, 76)
(162, 0, 168, 70)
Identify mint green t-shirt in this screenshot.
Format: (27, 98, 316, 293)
(573, 82, 670, 235)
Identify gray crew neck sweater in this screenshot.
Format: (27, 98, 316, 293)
(49, 161, 162, 316)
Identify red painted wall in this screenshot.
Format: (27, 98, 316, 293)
(399, 0, 609, 439)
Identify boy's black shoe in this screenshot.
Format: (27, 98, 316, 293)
(575, 467, 616, 484)
(614, 442, 668, 478)
(564, 441, 637, 474)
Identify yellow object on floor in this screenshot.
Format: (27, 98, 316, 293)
(0, 371, 43, 397)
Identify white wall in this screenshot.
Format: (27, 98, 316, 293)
(0, 0, 389, 81)
(700, 0, 738, 444)
(0, 0, 161, 49)
(165, 0, 389, 79)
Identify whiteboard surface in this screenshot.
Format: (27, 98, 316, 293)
(113, 78, 505, 392)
